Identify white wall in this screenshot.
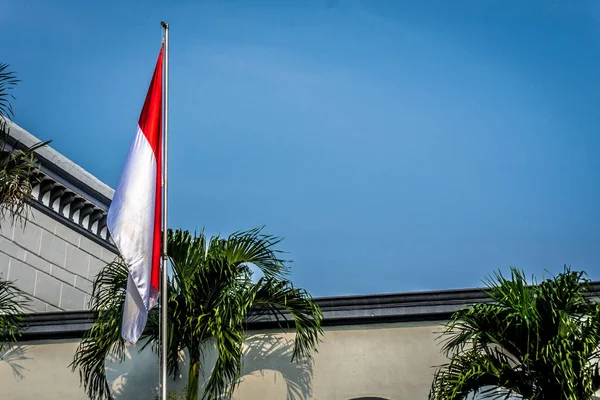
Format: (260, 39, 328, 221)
(0, 321, 446, 400)
(0, 210, 117, 312)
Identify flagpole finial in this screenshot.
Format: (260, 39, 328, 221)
(161, 21, 168, 29)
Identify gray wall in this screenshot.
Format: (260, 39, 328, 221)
(0, 209, 117, 312)
(0, 322, 447, 400)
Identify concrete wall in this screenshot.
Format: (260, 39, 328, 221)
(0, 209, 117, 312)
(0, 322, 447, 400)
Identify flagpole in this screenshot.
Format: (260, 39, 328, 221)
(160, 20, 169, 400)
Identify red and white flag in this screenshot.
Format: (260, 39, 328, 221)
(107, 46, 164, 344)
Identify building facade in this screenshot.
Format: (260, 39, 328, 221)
(2, 122, 594, 400)
(0, 121, 117, 314)
(7, 290, 486, 400)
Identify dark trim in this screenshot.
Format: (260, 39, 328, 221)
(18, 282, 600, 341)
(245, 287, 493, 330)
(20, 311, 95, 341)
(28, 200, 118, 254)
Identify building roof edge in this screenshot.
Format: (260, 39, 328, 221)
(7, 120, 114, 205)
(18, 281, 600, 341)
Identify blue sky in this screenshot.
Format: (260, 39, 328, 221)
(3, 0, 600, 296)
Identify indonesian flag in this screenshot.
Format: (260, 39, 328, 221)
(107, 46, 163, 344)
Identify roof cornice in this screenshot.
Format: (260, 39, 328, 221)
(18, 282, 600, 341)
(6, 120, 114, 203)
(4, 120, 116, 251)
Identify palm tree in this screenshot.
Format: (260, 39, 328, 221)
(0, 62, 50, 227)
(429, 267, 600, 400)
(72, 228, 323, 400)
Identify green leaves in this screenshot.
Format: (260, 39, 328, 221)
(164, 228, 321, 400)
(0, 123, 50, 227)
(0, 62, 51, 228)
(0, 278, 29, 351)
(72, 227, 323, 400)
(70, 258, 128, 400)
(249, 278, 323, 361)
(220, 227, 289, 279)
(0, 63, 19, 120)
(430, 266, 600, 400)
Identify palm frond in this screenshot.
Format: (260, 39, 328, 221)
(441, 303, 522, 363)
(0, 278, 29, 351)
(141, 300, 184, 380)
(430, 347, 529, 400)
(220, 226, 289, 279)
(431, 266, 600, 400)
(0, 63, 19, 120)
(201, 318, 245, 400)
(249, 278, 323, 361)
(70, 258, 128, 400)
(0, 120, 51, 227)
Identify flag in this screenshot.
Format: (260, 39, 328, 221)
(107, 46, 164, 344)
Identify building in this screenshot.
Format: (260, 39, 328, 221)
(1, 122, 594, 400)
